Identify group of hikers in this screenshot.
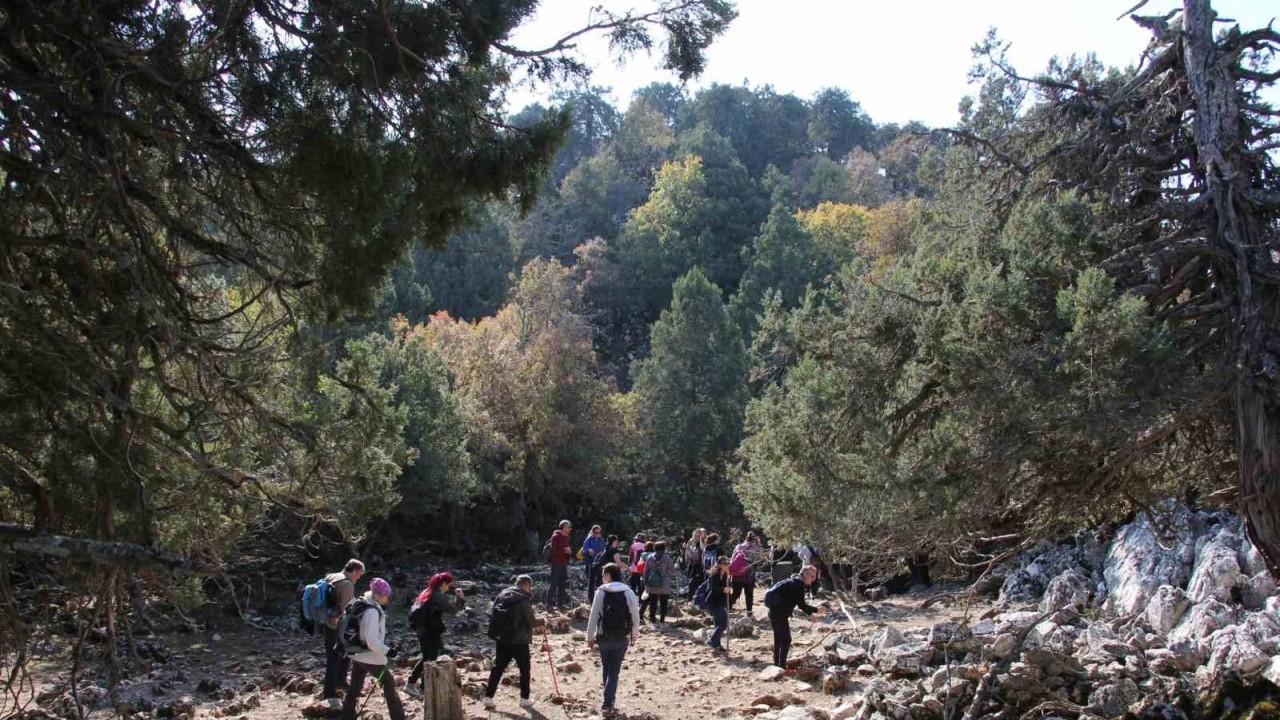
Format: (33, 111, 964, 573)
(300, 522, 830, 718)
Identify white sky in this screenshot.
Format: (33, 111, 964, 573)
(505, 0, 1277, 127)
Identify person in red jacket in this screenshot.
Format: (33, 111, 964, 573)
(547, 520, 574, 608)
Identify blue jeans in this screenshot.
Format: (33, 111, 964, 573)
(709, 605, 727, 648)
(597, 638, 628, 710)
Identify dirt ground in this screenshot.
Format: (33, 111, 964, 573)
(11, 582, 990, 720)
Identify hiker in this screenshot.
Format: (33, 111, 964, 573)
(581, 525, 606, 587)
(633, 540, 653, 603)
(547, 519, 574, 608)
(729, 532, 763, 617)
(586, 563, 640, 717)
(764, 565, 823, 670)
(406, 572, 465, 694)
(341, 578, 404, 720)
(590, 534, 623, 597)
(706, 555, 732, 652)
(682, 528, 705, 599)
(641, 540, 676, 623)
(702, 533, 721, 575)
(482, 574, 546, 711)
(627, 534, 646, 595)
(322, 559, 365, 709)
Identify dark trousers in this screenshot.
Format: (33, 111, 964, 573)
(709, 605, 727, 649)
(322, 625, 349, 700)
(770, 612, 792, 668)
(485, 641, 531, 700)
(408, 629, 444, 685)
(342, 661, 404, 720)
(597, 638, 628, 710)
(548, 563, 570, 607)
(685, 564, 702, 599)
(643, 593, 669, 621)
(628, 572, 644, 597)
(588, 567, 603, 598)
(730, 578, 755, 612)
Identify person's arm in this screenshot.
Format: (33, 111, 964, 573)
(795, 581, 818, 614)
(435, 591, 464, 615)
(625, 589, 641, 641)
(362, 608, 389, 656)
(585, 589, 604, 643)
(330, 579, 354, 620)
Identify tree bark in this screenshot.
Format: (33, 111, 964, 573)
(1182, 0, 1280, 577)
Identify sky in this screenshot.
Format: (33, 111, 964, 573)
(505, 0, 1277, 128)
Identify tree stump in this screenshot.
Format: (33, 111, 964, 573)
(422, 659, 463, 720)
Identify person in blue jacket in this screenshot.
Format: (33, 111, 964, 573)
(581, 525, 606, 589)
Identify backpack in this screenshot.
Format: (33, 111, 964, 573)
(299, 577, 335, 632)
(644, 554, 666, 589)
(728, 546, 750, 577)
(692, 579, 711, 610)
(702, 547, 718, 571)
(597, 590, 632, 640)
(337, 597, 381, 656)
(487, 590, 529, 641)
(763, 577, 794, 611)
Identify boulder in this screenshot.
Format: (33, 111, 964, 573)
(872, 627, 906, 656)
(1186, 534, 1245, 604)
(1022, 647, 1086, 678)
(760, 666, 787, 681)
(926, 622, 976, 654)
(993, 612, 1041, 635)
(1242, 572, 1277, 611)
(1145, 585, 1191, 635)
(1167, 598, 1239, 651)
(878, 643, 928, 678)
(1206, 626, 1269, 677)
(1103, 506, 1197, 616)
(1087, 679, 1141, 717)
(1040, 570, 1091, 613)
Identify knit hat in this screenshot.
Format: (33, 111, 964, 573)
(370, 578, 392, 597)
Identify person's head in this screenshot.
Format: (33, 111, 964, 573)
(559, 519, 572, 532)
(706, 533, 719, 546)
(746, 531, 758, 544)
(343, 558, 366, 582)
(635, 533, 645, 543)
(602, 563, 622, 584)
(655, 541, 667, 554)
(643, 541, 654, 552)
(426, 571, 454, 599)
(590, 525, 602, 536)
(370, 577, 392, 606)
(800, 565, 819, 586)
(716, 556, 730, 574)
(516, 574, 534, 594)
(607, 533, 618, 548)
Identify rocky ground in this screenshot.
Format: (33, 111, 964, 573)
(11, 502, 1280, 720)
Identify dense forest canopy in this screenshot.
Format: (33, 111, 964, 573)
(2, 0, 1280, 695)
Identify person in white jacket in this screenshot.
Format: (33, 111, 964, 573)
(342, 578, 405, 720)
(585, 564, 641, 717)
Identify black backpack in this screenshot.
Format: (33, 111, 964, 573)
(487, 589, 529, 641)
(597, 591, 632, 640)
(337, 597, 381, 655)
(763, 576, 797, 611)
(408, 597, 440, 632)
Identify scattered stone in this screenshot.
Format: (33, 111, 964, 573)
(760, 666, 787, 681)
(1040, 570, 1091, 613)
(1087, 679, 1141, 717)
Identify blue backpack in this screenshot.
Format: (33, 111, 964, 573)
(300, 578, 335, 633)
(692, 579, 711, 610)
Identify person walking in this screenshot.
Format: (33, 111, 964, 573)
(706, 556, 732, 652)
(627, 534, 646, 594)
(701, 533, 721, 575)
(586, 564, 640, 717)
(729, 532, 762, 617)
(580, 525, 606, 589)
(590, 534, 623, 598)
(641, 541, 676, 623)
(341, 578, 405, 720)
(482, 574, 545, 711)
(633, 540, 653, 609)
(764, 565, 823, 670)
(682, 529, 705, 600)
(547, 520, 574, 608)
(322, 559, 365, 709)
(406, 572, 465, 694)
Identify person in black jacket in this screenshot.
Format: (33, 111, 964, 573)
(406, 572, 465, 694)
(766, 565, 823, 670)
(705, 556, 732, 652)
(483, 575, 547, 711)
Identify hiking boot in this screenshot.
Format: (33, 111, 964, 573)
(483, 696, 496, 710)
(519, 698, 534, 710)
(405, 683, 422, 698)
(325, 698, 341, 710)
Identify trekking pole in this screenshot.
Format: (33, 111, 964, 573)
(356, 667, 385, 718)
(540, 623, 562, 698)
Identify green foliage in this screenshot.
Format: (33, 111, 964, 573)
(632, 268, 748, 522)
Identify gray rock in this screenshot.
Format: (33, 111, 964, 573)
(1145, 585, 1191, 635)
(872, 627, 906, 656)
(1087, 679, 1141, 717)
(1103, 506, 1197, 616)
(1040, 570, 1091, 613)
(1206, 625, 1269, 677)
(1186, 533, 1245, 604)
(1242, 572, 1277, 611)
(1167, 598, 1239, 651)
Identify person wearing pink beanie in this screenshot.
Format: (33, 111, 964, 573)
(342, 578, 404, 720)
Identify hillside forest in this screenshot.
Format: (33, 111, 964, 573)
(1, 0, 1279, 671)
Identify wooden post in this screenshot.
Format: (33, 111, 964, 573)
(422, 659, 464, 720)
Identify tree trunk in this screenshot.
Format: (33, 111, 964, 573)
(1182, 0, 1280, 577)
(421, 660, 463, 720)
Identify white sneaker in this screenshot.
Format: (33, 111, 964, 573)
(519, 698, 534, 710)
(405, 683, 422, 698)
(326, 698, 341, 710)
(483, 697, 496, 710)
